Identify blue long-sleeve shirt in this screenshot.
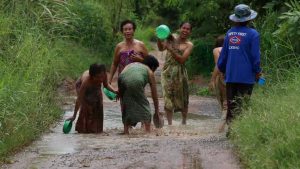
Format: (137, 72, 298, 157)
(217, 26, 261, 84)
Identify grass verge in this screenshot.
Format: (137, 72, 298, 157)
(0, 35, 108, 162)
(230, 72, 300, 169)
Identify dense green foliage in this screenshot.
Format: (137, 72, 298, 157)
(0, 0, 115, 161)
(274, 0, 300, 53)
(186, 39, 214, 77)
(0, 37, 100, 159)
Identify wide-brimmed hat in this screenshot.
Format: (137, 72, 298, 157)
(229, 4, 257, 22)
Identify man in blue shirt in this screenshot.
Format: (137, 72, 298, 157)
(217, 4, 262, 127)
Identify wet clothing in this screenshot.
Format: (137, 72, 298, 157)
(213, 48, 227, 112)
(214, 73, 227, 111)
(118, 63, 151, 125)
(75, 79, 103, 133)
(161, 46, 189, 111)
(118, 50, 144, 74)
(218, 26, 261, 84)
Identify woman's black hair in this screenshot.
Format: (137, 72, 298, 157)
(120, 20, 136, 32)
(142, 55, 159, 72)
(215, 35, 225, 48)
(180, 22, 192, 31)
(89, 63, 106, 77)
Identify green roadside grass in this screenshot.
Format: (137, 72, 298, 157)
(0, 35, 109, 162)
(135, 26, 156, 50)
(231, 73, 300, 169)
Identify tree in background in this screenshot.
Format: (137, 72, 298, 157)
(147, 0, 299, 75)
(274, 0, 300, 53)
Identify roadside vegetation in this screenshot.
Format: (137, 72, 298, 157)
(230, 1, 300, 168)
(0, 0, 115, 161)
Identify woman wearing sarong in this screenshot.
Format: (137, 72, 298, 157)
(209, 35, 227, 113)
(118, 55, 161, 134)
(109, 20, 148, 84)
(67, 64, 117, 133)
(157, 22, 193, 125)
(209, 35, 227, 132)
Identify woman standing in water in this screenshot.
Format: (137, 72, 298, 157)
(210, 35, 226, 112)
(157, 22, 193, 125)
(67, 64, 118, 133)
(209, 35, 227, 132)
(108, 20, 149, 84)
(118, 55, 161, 134)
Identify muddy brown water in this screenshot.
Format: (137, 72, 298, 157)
(2, 94, 241, 169)
(2, 48, 241, 169)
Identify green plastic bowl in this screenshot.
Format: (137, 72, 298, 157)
(103, 87, 116, 100)
(63, 120, 72, 134)
(156, 25, 170, 40)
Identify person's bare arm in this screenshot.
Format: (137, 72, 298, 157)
(78, 80, 87, 105)
(166, 42, 193, 64)
(108, 44, 121, 84)
(103, 73, 118, 93)
(213, 48, 221, 64)
(209, 48, 222, 89)
(103, 73, 119, 101)
(148, 69, 159, 114)
(67, 98, 80, 122)
(67, 78, 86, 121)
(157, 39, 166, 51)
(67, 76, 82, 121)
(67, 97, 80, 122)
(208, 66, 221, 91)
(130, 41, 149, 62)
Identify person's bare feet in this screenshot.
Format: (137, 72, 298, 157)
(181, 111, 187, 125)
(166, 110, 173, 125)
(144, 122, 151, 133)
(124, 124, 130, 134)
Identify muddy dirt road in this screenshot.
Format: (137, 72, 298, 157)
(2, 48, 241, 169)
